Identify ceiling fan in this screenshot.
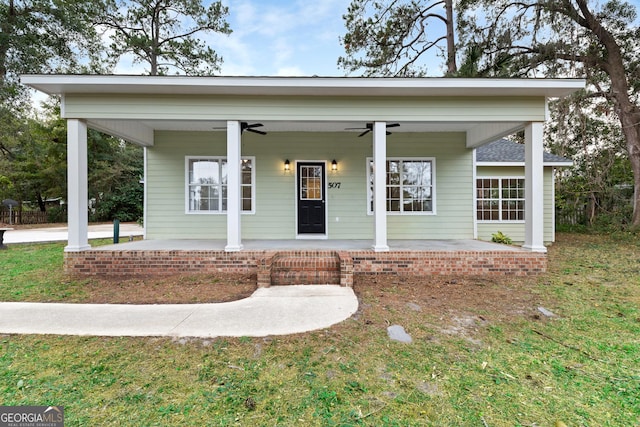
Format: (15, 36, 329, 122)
(345, 122, 400, 137)
(212, 122, 267, 135)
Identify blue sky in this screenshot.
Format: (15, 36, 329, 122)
(113, 0, 353, 76)
(112, 0, 640, 78)
(208, 0, 351, 76)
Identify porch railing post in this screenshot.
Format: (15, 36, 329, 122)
(225, 120, 243, 252)
(372, 121, 389, 252)
(523, 122, 547, 253)
(65, 119, 91, 252)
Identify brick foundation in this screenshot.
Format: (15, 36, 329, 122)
(351, 251, 547, 275)
(64, 248, 547, 282)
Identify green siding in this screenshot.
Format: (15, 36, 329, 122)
(146, 132, 226, 239)
(65, 94, 547, 122)
(387, 133, 473, 239)
(146, 131, 474, 240)
(476, 166, 555, 243)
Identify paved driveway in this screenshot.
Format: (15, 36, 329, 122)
(4, 223, 144, 244)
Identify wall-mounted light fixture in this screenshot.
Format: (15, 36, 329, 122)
(331, 159, 338, 172)
(284, 159, 290, 172)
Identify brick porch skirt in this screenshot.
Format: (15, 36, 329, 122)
(64, 249, 547, 285)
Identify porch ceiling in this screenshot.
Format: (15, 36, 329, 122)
(136, 119, 482, 133)
(87, 118, 522, 148)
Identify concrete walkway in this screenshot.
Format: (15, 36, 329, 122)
(0, 285, 358, 338)
(1, 226, 359, 338)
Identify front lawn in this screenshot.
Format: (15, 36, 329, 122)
(0, 233, 638, 426)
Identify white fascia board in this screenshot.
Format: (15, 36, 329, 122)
(20, 74, 586, 98)
(543, 161, 574, 167)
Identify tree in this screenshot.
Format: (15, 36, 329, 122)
(0, 101, 144, 223)
(339, 0, 457, 76)
(86, 129, 144, 222)
(0, 0, 104, 104)
(457, 0, 640, 227)
(99, 0, 231, 76)
(548, 94, 633, 227)
(0, 106, 67, 215)
(1, 1, 107, 211)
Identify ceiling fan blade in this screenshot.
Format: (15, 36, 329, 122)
(386, 123, 400, 128)
(358, 129, 371, 137)
(345, 127, 368, 130)
(240, 122, 266, 135)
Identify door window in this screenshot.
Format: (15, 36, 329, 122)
(300, 165, 323, 200)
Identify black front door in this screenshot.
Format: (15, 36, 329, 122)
(297, 162, 326, 234)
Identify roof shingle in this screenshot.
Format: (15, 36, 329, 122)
(476, 139, 572, 164)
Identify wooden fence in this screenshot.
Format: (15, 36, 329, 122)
(0, 211, 50, 225)
(555, 206, 588, 226)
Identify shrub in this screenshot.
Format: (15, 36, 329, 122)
(491, 231, 513, 245)
(47, 206, 67, 223)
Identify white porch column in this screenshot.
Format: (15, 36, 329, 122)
(65, 119, 91, 252)
(523, 122, 547, 253)
(225, 120, 243, 252)
(372, 121, 389, 251)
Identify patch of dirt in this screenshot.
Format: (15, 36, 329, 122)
(77, 273, 257, 304)
(354, 275, 540, 318)
(352, 274, 543, 337)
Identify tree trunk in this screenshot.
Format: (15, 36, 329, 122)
(150, 1, 161, 76)
(620, 109, 640, 228)
(444, 0, 457, 74)
(36, 192, 46, 212)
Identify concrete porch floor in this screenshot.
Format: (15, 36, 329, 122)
(95, 238, 527, 252)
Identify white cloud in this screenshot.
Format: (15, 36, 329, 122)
(216, 0, 351, 76)
(275, 66, 306, 76)
(112, 53, 148, 75)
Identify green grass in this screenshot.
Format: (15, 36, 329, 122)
(1, 233, 639, 426)
(0, 239, 112, 302)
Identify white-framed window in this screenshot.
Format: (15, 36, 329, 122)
(186, 156, 255, 214)
(367, 157, 436, 215)
(476, 177, 524, 221)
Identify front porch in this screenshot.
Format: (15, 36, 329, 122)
(22, 75, 583, 281)
(64, 239, 547, 284)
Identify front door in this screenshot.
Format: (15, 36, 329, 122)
(297, 162, 326, 235)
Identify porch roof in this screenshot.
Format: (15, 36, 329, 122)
(21, 74, 585, 98)
(20, 74, 585, 149)
(477, 139, 573, 167)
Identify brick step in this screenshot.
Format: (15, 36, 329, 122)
(257, 251, 353, 288)
(271, 255, 341, 286)
(271, 270, 341, 286)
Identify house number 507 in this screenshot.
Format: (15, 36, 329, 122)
(328, 182, 341, 189)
